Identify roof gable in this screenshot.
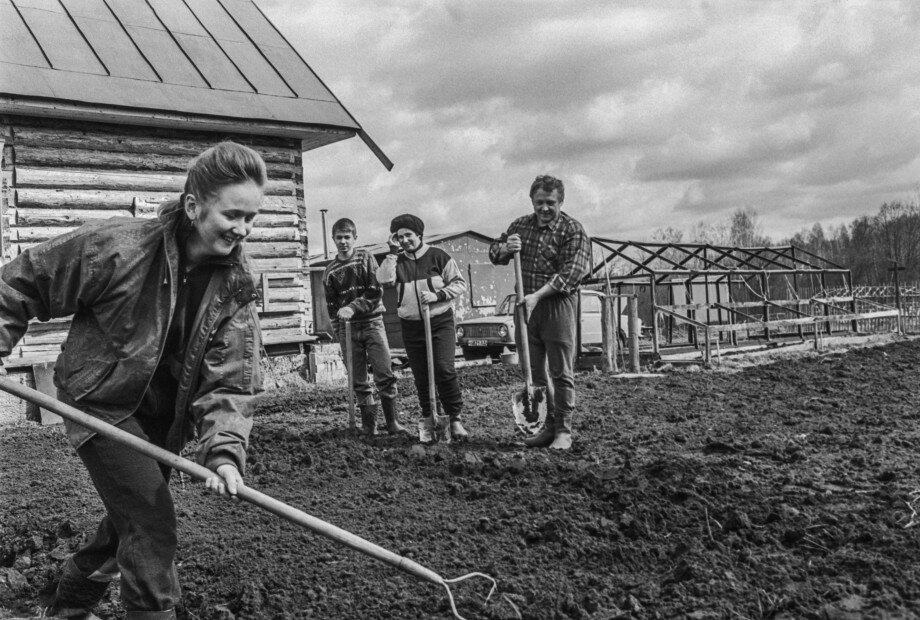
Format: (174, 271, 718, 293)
(0, 0, 389, 166)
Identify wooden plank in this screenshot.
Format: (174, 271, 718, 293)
(14, 167, 296, 195)
(12, 146, 297, 178)
(15, 188, 170, 210)
(10, 208, 132, 227)
(257, 304, 300, 315)
(132, 194, 298, 216)
(244, 242, 300, 259)
(250, 257, 302, 271)
(15, 167, 185, 192)
(246, 228, 298, 242)
(11, 127, 300, 164)
(259, 315, 302, 330)
(262, 328, 311, 345)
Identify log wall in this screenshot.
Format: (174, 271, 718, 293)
(0, 116, 313, 363)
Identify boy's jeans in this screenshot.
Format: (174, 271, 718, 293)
(337, 316, 398, 405)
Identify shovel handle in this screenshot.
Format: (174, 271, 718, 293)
(344, 320, 356, 429)
(512, 252, 533, 391)
(421, 304, 437, 416)
(0, 376, 446, 587)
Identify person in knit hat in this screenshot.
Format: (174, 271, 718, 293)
(376, 213, 468, 443)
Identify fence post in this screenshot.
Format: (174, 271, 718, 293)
(628, 295, 640, 373)
(601, 294, 619, 373)
(889, 260, 904, 335)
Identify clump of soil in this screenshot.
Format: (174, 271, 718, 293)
(3, 340, 920, 618)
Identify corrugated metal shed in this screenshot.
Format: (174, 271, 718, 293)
(0, 0, 389, 165)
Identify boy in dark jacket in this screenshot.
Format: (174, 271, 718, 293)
(322, 218, 405, 435)
(376, 214, 468, 442)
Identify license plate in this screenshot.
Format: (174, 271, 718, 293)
(467, 339, 488, 347)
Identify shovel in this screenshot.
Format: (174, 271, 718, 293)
(511, 252, 548, 435)
(344, 319, 357, 433)
(422, 303, 451, 443)
(0, 376, 495, 620)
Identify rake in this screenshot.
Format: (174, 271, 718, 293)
(0, 376, 496, 619)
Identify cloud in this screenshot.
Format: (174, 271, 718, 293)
(263, 0, 920, 250)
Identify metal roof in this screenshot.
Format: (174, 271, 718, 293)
(0, 0, 390, 167)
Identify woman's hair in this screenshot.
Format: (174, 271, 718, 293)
(183, 141, 267, 204)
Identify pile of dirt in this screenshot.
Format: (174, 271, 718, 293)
(3, 340, 920, 618)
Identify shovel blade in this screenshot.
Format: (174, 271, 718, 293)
(512, 387, 548, 436)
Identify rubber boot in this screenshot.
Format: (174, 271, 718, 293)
(124, 610, 177, 620)
(417, 416, 435, 443)
(549, 409, 572, 450)
(359, 404, 378, 436)
(49, 556, 116, 619)
(434, 415, 451, 444)
(381, 398, 408, 435)
(449, 416, 469, 441)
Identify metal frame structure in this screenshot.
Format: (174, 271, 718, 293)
(586, 238, 899, 363)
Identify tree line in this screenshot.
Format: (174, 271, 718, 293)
(651, 199, 920, 286)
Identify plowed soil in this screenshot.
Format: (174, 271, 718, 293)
(3, 339, 920, 619)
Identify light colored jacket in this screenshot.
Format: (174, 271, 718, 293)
(376, 243, 466, 321)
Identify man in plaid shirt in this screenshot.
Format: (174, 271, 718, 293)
(489, 174, 591, 450)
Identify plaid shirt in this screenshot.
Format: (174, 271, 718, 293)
(489, 211, 591, 295)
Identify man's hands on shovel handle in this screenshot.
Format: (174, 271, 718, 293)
(205, 463, 244, 500)
(519, 294, 539, 322)
(504, 234, 522, 254)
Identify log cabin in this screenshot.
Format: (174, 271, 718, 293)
(0, 0, 389, 418)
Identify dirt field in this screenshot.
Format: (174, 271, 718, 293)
(3, 338, 920, 619)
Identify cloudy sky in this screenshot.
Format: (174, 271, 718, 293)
(259, 1, 920, 253)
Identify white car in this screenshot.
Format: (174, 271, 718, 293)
(455, 290, 640, 360)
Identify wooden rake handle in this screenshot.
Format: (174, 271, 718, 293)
(0, 376, 448, 586)
(421, 303, 438, 416)
(344, 319, 356, 430)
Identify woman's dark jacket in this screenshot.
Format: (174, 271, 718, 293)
(0, 201, 263, 473)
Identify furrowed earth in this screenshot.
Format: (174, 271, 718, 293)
(2, 338, 920, 619)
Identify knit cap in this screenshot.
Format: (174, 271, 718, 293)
(389, 214, 424, 236)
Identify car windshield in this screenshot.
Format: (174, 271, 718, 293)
(495, 294, 516, 316)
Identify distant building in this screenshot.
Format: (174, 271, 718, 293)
(309, 230, 513, 348)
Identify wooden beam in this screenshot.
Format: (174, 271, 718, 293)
(14, 167, 296, 196)
(12, 145, 298, 178)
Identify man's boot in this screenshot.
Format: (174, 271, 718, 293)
(381, 398, 407, 434)
(449, 416, 469, 441)
(48, 557, 117, 619)
(417, 416, 435, 443)
(549, 409, 572, 450)
(359, 404, 378, 436)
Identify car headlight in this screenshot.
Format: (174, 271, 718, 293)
(498, 325, 508, 338)
(456, 326, 464, 339)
